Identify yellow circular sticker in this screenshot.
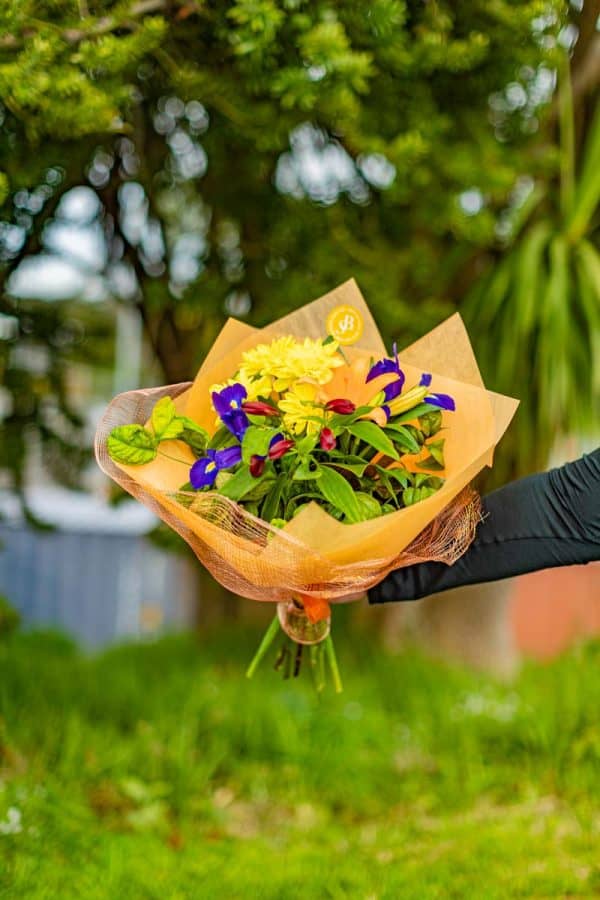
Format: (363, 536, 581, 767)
(325, 305, 364, 345)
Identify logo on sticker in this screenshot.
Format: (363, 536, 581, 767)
(326, 305, 364, 345)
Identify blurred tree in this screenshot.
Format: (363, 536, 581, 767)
(464, 78, 600, 482)
(0, 0, 597, 507)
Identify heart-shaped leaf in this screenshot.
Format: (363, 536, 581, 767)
(151, 396, 176, 438)
(107, 425, 157, 465)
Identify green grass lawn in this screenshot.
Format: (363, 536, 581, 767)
(1, 612, 600, 898)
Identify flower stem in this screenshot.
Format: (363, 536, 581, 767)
(323, 634, 343, 693)
(157, 449, 192, 466)
(246, 614, 281, 679)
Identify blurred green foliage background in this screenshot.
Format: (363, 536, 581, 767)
(1, 0, 598, 507)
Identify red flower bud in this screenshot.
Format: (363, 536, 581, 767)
(268, 439, 295, 460)
(242, 401, 279, 416)
(319, 427, 336, 451)
(249, 454, 266, 477)
(325, 398, 356, 415)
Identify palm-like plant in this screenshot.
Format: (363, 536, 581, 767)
(463, 60, 600, 482)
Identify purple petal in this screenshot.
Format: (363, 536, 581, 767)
(419, 373, 432, 387)
(214, 445, 242, 469)
(212, 383, 247, 417)
(381, 405, 391, 422)
(190, 457, 218, 489)
(425, 393, 455, 411)
(365, 357, 400, 383)
(220, 383, 247, 408)
(269, 432, 284, 448)
(211, 391, 230, 418)
(383, 375, 405, 402)
(223, 408, 249, 439)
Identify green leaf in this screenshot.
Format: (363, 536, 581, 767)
(292, 458, 322, 480)
(241, 425, 280, 464)
(346, 421, 399, 460)
(426, 476, 445, 490)
(567, 100, 600, 239)
(381, 466, 411, 487)
(243, 473, 276, 503)
(372, 466, 398, 507)
(218, 466, 269, 502)
(107, 425, 157, 465)
(295, 433, 318, 454)
(177, 416, 210, 437)
(208, 425, 238, 451)
(181, 427, 208, 457)
(151, 396, 176, 438)
(383, 423, 421, 454)
(427, 439, 445, 467)
(328, 406, 374, 430)
(375, 465, 408, 505)
(514, 221, 551, 336)
(215, 471, 233, 489)
(416, 456, 444, 472)
(417, 410, 443, 438)
(158, 419, 185, 441)
(322, 460, 369, 477)
(316, 465, 361, 523)
(387, 402, 442, 425)
(354, 492, 382, 520)
(402, 485, 438, 506)
(261, 474, 287, 522)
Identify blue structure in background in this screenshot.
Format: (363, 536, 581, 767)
(0, 488, 198, 646)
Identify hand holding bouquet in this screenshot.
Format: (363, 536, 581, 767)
(96, 280, 518, 691)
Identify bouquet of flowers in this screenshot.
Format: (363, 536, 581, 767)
(96, 280, 518, 691)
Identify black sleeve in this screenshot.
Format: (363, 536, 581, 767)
(368, 449, 600, 604)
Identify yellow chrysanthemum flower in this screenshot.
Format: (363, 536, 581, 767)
(239, 335, 344, 393)
(239, 336, 297, 380)
(278, 382, 325, 435)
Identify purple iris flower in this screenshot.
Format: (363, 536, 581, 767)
(189, 446, 242, 489)
(212, 383, 249, 439)
(425, 393, 455, 411)
(382, 379, 403, 403)
(420, 373, 455, 410)
(366, 342, 405, 389)
(366, 341, 405, 413)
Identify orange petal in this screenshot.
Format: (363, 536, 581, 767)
(300, 596, 331, 623)
(360, 407, 388, 427)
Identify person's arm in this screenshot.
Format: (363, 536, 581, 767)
(368, 449, 600, 605)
